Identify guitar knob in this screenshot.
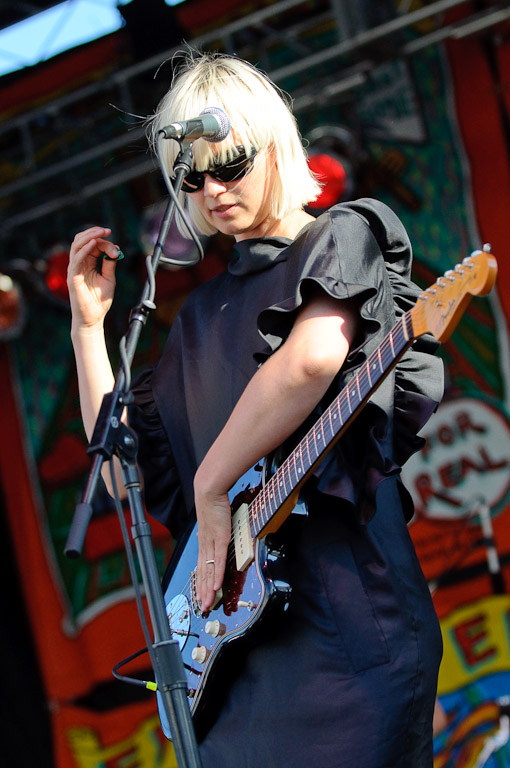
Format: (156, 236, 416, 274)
(237, 600, 256, 610)
(191, 645, 209, 664)
(205, 619, 224, 637)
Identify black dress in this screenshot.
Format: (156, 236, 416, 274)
(130, 199, 444, 767)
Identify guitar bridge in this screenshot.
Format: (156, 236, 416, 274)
(190, 570, 223, 617)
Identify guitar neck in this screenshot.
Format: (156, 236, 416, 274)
(249, 310, 416, 537)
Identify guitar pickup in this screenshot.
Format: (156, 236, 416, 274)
(232, 503, 255, 571)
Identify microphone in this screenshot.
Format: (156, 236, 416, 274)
(159, 107, 231, 143)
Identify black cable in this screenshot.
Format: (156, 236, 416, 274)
(109, 462, 158, 690)
(112, 646, 158, 691)
(155, 134, 205, 267)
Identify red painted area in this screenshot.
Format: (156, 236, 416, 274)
(452, 613, 497, 667)
(444, 4, 510, 324)
(0, 343, 159, 701)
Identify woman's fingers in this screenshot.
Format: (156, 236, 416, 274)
(68, 226, 121, 327)
(195, 493, 231, 612)
(70, 227, 119, 268)
(199, 554, 217, 613)
(71, 227, 109, 256)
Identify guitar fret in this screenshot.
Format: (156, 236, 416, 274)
(249, 498, 259, 536)
(358, 366, 369, 399)
(346, 383, 353, 413)
(312, 422, 318, 458)
(280, 458, 292, 499)
(326, 408, 334, 442)
(381, 342, 391, 368)
(250, 314, 417, 538)
(292, 450, 300, 482)
(404, 312, 413, 340)
(340, 393, 351, 425)
(365, 361, 373, 388)
(263, 487, 273, 521)
(332, 399, 343, 432)
(368, 355, 380, 386)
(284, 458, 294, 495)
(305, 433, 313, 470)
(398, 320, 408, 348)
(382, 342, 392, 368)
(267, 483, 276, 511)
(275, 473, 284, 505)
(298, 443, 307, 476)
(278, 472, 286, 502)
(256, 497, 265, 530)
(255, 493, 264, 529)
(314, 426, 323, 465)
(357, 373, 363, 401)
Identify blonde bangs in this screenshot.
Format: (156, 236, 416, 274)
(147, 51, 321, 236)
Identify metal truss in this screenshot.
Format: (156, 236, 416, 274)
(0, 0, 509, 239)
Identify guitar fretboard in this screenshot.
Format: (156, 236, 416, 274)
(248, 310, 415, 537)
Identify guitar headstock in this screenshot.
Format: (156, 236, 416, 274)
(411, 246, 498, 342)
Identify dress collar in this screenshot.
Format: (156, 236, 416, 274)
(228, 236, 293, 276)
(228, 221, 314, 276)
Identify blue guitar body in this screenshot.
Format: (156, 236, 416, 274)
(155, 249, 497, 740)
(157, 461, 293, 740)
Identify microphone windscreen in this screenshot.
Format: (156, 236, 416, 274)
(200, 107, 231, 142)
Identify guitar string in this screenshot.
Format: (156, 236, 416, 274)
(174, 322, 407, 657)
(205, 315, 409, 581)
(168, 313, 413, 641)
(246, 314, 411, 535)
(169, 310, 422, 682)
(169, 271, 483, 662)
(161, 272, 474, 689)
(222, 320, 408, 584)
(199, 314, 411, 573)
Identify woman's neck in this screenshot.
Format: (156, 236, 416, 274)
(235, 209, 315, 242)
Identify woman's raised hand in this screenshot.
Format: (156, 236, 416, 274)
(68, 226, 122, 331)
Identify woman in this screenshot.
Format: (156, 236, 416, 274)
(68, 51, 444, 767)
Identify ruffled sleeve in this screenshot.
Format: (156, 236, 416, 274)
(129, 366, 188, 538)
(343, 199, 444, 467)
(253, 198, 444, 523)
(254, 209, 383, 370)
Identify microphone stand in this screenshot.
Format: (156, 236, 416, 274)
(64, 142, 202, 768)
(476, 499, 505, 595)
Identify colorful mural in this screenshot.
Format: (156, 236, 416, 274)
(1, 2, 510, 765)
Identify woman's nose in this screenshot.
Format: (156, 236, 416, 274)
(202, 173, 227, 196)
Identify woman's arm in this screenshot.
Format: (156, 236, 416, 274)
(194, 289, 357, 611)
(68, 225, 125, 494)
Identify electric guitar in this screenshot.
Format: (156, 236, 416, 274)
(157, 247, 498, 739)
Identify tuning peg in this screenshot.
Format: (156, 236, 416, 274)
(463, 256, 475, 266)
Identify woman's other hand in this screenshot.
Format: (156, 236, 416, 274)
(68, 225, 122, 331)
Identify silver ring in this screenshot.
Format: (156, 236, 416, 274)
(205, 559, 215, 565)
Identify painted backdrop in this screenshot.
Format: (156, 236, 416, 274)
(1, 3, 510, 766)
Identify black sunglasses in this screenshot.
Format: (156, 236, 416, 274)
(182, 146, 258, 193)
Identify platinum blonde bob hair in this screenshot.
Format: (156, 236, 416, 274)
(148, 51, 321, 236)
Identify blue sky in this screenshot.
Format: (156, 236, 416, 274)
(0, 0, 184, 78)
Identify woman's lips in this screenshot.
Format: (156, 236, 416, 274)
(211, 203, 237, 217)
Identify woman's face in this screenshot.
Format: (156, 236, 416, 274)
(189, 147, 277, 242)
